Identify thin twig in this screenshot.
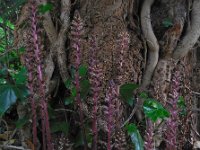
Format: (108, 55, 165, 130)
(0, 145, 30, 150)
(121, 98, 143, 128)
(185, 85, 200, 95)
(0, 119, 9, 140)
(0, 47, 16, 57)
(54, 108, 76, 113)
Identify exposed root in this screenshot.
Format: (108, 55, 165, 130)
(173, 0, 200, 60)
(140, 0, 159, 89)
(57, 0, 71, 83)
(37, 0, 57, 43)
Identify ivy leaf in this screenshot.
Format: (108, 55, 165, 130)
(15, 116, 29, 128)
(162, 18, 173, 28)
(125, 123, 144, 150)
(120, 83, 138, 106)
(38, 3, 53, 14)
(51, 122, 69, 135)
(80, 79, 90, 99)
(143, 99, 169, 122)
(79, 65, 88, 78)
(13, 84, 29, 102)
(0, 84, 17, 116)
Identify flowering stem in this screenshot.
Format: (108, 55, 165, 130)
(71, 11, 87, 150)
(144, 119, 154, 150)
(30, 3, 53, 150)
(165, 70, 180, 149)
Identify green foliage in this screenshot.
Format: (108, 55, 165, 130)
(0, 83, 28, 117)
(74, 129, 92, 148)
(178, 96, 187, 116)
(12, 67, 27, 84)
(0, 84, 17, 116)
(0, 17, 15, 30)
(0, 0, 27, 19)
(64, 65, 90, 105)
(80, 79, 90, 99)
(125, 123, 144, 150)
(15, 116, 29, 128)
(64, 97, 74, 105)
(162, 18, 173, 28)
(51, 121, 69, 135)
(38, 3, 53, 14)
(120, 83, 138, 106)
(13, 84, 28, 102)
(79, 65, 88, 77)
(143, 99, 169, 122)
(0, 15, 27, 116)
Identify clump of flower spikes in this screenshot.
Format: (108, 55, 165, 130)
(165, 70, 181, 149)
(24, 2, 53, 150)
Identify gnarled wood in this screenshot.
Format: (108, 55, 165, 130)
(141, 0, 159, 89)
(173, 0, 200, 60)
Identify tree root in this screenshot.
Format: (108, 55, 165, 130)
(173, 0, 200, 60)
(140, 0, 159, 89)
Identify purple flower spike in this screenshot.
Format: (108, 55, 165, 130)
(89, 36, 103, 150)
(165, 70, 181, 150)
(144, 119, 154, 150)
(29, 3, 53, 150)
(104, 80, 118, 150)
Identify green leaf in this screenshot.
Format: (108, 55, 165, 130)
(120, 83, 138, 106)
(80, 79, 90, 99)
(143, 99, 169, 122)
(178, 96, 187, 116)
(139, 92, 148, 99)
(15, 116, 29, 128)
(13, 84, 29, 102)
(64, 97, 74, 105)
(38, 3, 53, 14)
(162, 18, 173, 28)
(65, 79, 72, 89)
(13, 67, 27, 84)
(18, 47, 25, 54)
(51, 122, 69, 135)
(71, 87, 77, 97)
(6, 20, 15, 30)
(126, 123, 144, 150)
(0, 17, 3, 23)
(0, 17, 15, 30)
(0, 84, 17, 116)
(0, 67, 7, 76)
(79, 65, 88, 77)
(70, 65, 76, 80)
(178, 96, 186, 108)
